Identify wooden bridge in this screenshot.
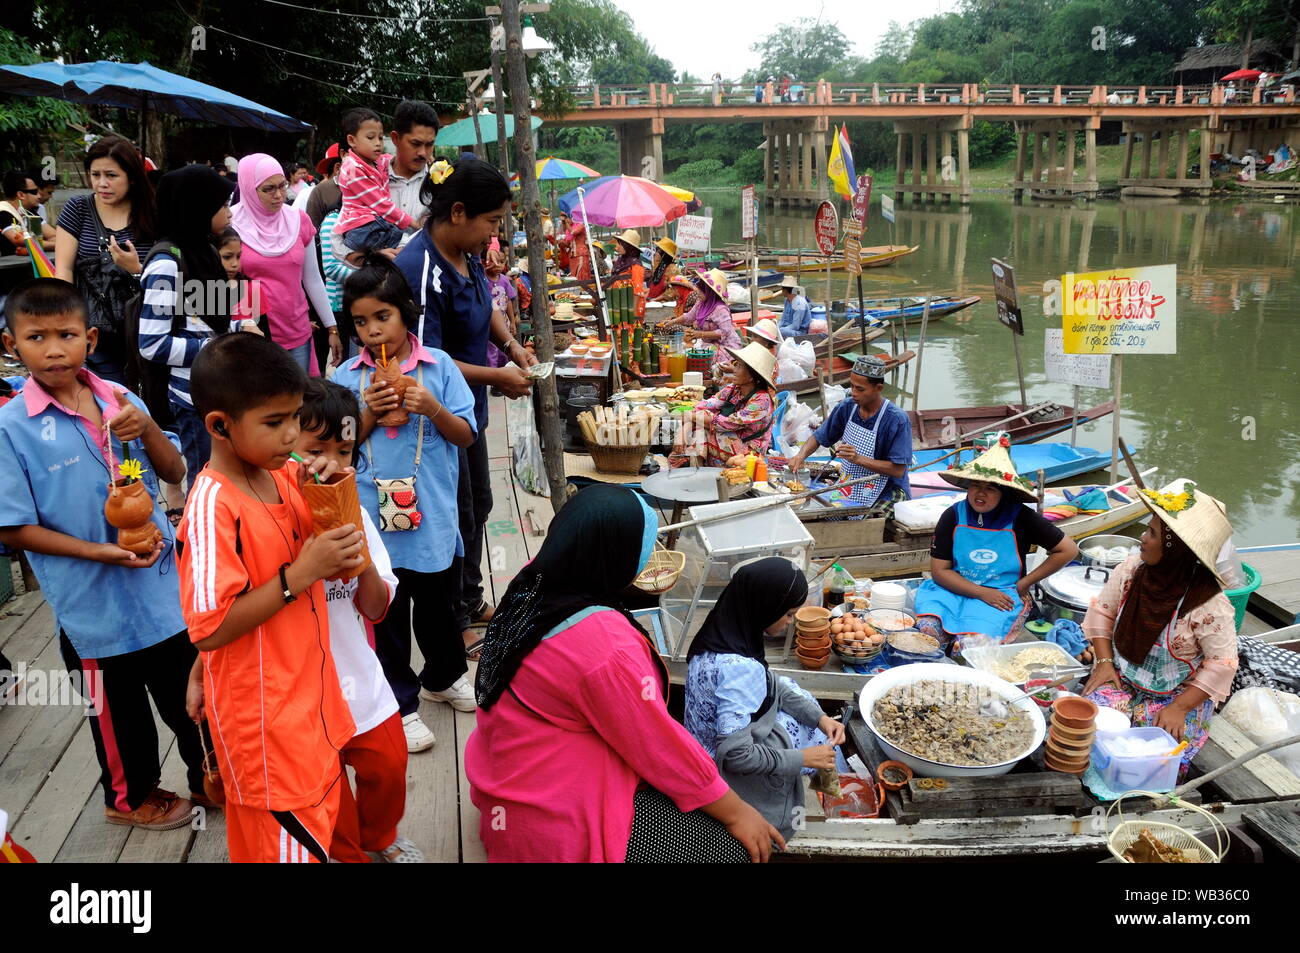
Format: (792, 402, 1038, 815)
(543, 82, 1300, 205)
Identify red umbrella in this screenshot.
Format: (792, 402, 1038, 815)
(1220, 69, 1262, 82)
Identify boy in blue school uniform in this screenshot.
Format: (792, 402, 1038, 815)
(0, 278, 208, 832)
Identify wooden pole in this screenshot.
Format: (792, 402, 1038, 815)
(912, 296, 931, 413)
(501, 0, 566, 514)
(1069, 384, 1080, 447)
(1011, 328, 1028, 410)
(1110, 354, 1123, 484)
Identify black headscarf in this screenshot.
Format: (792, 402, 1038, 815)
(476, 484, 657, 709)
(154, 165, 236, 334)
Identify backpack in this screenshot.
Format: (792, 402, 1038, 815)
(123, 244, 189, 427)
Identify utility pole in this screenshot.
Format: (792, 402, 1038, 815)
(500, 0, 568, 514)
(463, 69, 490, 157)
(488, 17, 510, 176)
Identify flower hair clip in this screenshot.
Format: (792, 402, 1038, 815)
(428, 160, 454, 185)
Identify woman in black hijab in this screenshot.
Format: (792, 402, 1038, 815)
(134, 165, 236, 485)
(684, 557, 847, 840)
(466, 485, 783, 863)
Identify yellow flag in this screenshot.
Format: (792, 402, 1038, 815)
(827, 127, 852, 200)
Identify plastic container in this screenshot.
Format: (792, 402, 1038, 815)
(824, 563, 854, 608)
(1223, 562, 1261, 633)
(819, 775, 881, 818)
(962, 641, 1088, 687)
(1091, 727, 1181, 793)
(881, 630, 945, 666)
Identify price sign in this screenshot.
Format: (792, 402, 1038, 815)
(1044, 329, 1112, 388)
(1061, 264, 1177, 354)
(675, 214, 713, 252)
(741, 184, 757, 240)
(814, 200, 838, 257)
(842, 175, 872, 276)
(991, 258, 1024, 336)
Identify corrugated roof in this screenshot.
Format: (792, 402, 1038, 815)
(1174, 41, 1283, 73)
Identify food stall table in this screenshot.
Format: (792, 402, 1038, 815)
(642, 466, 723, 549)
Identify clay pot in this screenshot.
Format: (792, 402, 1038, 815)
(795, 648, 828, 670)
(376, 357, 414, 427)
(795, 606, 831, 626)
(796, 621, 831, 638)
(796, 632, 831, 648)
(877, 760, 914, 792)
(1046, 735, 1094, 759)
(1043, 752, 1089, 775)
(1051, 696, 1099, 731)
(300, 470, 372, 579)
(104, 479, 162, 557)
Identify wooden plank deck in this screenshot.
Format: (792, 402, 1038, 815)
(0, 396, 552, 863)
(1244, 546, 1300, 626)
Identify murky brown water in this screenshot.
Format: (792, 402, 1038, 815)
(695, 192, 1300, 546)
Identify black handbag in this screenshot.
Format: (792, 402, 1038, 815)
(73, 199, 141, 349)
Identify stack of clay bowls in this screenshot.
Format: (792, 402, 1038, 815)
(1044, 696, 1099, 774)
(794, 606, 832, 670)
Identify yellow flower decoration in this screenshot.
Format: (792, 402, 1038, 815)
(1140, 485, 1195, 514)
(118, 459, 145, 484)
(428, 160, 454, 186)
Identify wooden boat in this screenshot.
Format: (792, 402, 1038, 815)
(908, 401, 1117, 451)
(802, 294, 981, 333)
(1121, 185, 1182, 198)
(776, 348, 916, 396)
(767, 244, 920, 271)
(908, 442, 1127, 495)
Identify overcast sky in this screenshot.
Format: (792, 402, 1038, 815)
(618, 0, 950, 82)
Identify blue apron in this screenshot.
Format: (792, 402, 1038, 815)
(840, 399, 891, 507)
(914, 500, 1024, 642)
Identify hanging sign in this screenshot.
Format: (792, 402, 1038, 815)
(1044, 328, 1112, 388)
(813, 200, 839, 256)
(741, 184, 757, 239)
(675, 214, 713, 252)
(842, 174, 872, 277)
(991, 258, 1023, 335)
(1061, 264, 1177, 354)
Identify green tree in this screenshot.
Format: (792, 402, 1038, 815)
(747, 18, 860, 82)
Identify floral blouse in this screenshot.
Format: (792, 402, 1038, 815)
(695, 384, 775, 447)
(1082, 555, 1239, 702)
(685, 296, 742, 364)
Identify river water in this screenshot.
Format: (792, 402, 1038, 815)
(690, 192, 1300, 547)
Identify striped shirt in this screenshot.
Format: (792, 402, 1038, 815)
(318, 209, 355, 315)
(334, 152, 413, 236)
(137, 253, 240, 408)
(55, 193, 153, 268)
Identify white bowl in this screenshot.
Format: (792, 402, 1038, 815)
(858, 663, 1047, 778)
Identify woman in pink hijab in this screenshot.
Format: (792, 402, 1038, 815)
(231, 154, 340, 373)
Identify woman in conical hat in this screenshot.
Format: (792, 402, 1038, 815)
(668, 342, 778, 469)
(913, 436, 1079, 646)
(660, 268, 742, 378)
(1078, 479, 1239, 777)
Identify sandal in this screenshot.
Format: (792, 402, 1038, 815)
(380, 835, 425, 863)
(469, 601, 496, 627)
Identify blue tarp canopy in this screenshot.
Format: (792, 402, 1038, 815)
(436, 113, 541, 147)
(0, 60, 310, 132)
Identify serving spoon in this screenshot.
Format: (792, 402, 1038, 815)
(980, 673, 1076, 718)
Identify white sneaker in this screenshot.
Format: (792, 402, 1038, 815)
(402, 712, 435, 752)
(420, 675, 477, 712)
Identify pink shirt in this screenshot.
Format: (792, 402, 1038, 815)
(465, 609, 729, 862)
(238, 210, 316, 350)
(335, 152, 414, 235)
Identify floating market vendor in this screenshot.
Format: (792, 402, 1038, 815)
(684, 557, 846, 841)
(913, 439, 1078, 646)
(1080, 479, 1238, 774)
(659, 268, 742, 378)
(644, 237, 681, 302)
(608, 228, 648, 319)
(555, 212, 572, 272)
(786, 355, 912, 515)
(669, 342, 776, 468)
(776, 275, 812, 338)
(742, 318, 781, 355)
(565, 216, 592, 281)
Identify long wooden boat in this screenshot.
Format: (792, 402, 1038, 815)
(796, 295, 980, 338)
(776, 348, 917, 396)
(765, 244, 921, 271)
(908, 442, 1125, 494)
(908, 400, 1117, 451)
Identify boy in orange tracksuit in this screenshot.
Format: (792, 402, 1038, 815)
(179, 334, 361, 862)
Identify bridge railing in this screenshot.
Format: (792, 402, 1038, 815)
(573, 81, 1295, 110)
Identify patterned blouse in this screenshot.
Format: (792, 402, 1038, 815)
(684, 652, 820, 756)
(685, 296, 742, 362)
(695, 384, 775, 446)
(1083, 555, 1239, 702)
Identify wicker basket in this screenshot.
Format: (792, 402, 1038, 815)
(583, 438, 650, 475)
(1105, 790, 1228, 863)
(635, 545, 686, 593)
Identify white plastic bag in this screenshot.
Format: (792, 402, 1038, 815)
(506, 392, 548, 497)
(778, 338, 817, 374)
(821, 383, 847, 407)
(1220, 688, 1300, 778)
(780, 398, 821, 449)
(778, 359, 809, 383)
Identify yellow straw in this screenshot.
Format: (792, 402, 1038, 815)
(381, 343, 387, 369)
(1165, 740, 1189, 758)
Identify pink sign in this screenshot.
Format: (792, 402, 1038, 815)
(814, 201, 838, 256)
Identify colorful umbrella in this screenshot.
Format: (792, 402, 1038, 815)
(1220, 69, 1262, 82)
(660, 183, 695, 202)
(436, 113, 542, 147)
(556, 175, 688, 228)
(535, 156, 600, 180)
(25, 235, 55, 278)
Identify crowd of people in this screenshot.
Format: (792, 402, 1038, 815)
(0, 94, 1256, 864)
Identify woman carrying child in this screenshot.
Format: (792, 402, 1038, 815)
(684, 557, 847, 842)
(332, 256, 478, 754)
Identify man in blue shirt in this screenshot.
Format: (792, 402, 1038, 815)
(786, 354, 912, 514)
(777, 275, 812, 338)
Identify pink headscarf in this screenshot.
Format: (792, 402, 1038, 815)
(230, 153, 301, 257)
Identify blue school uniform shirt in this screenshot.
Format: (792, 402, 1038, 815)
(332, 333, 477, 573)
(812, 396, 913, 499)
(0, 369, 184, 659)
(394, 229, 494, 431)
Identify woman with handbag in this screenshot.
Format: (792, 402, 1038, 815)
(55, 135, 157, 385)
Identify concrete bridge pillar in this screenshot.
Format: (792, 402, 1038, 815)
(1119, 118, 1214, 195)
(1011, 119, 1099, 200)
(615, 117, 664, 180)
(763, 118, 829, 208)
(891, 118, 971, 204)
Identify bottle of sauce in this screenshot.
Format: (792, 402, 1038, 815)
(824, 563, 851, 608)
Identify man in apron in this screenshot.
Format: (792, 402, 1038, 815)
(786, 355, 912, 516)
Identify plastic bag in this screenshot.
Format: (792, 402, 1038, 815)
(778, 358, 809, 383)
(1220, 688, 1300, 778)
(778, 338, 817, 373)
(821, 383, 847, 407)
(780, 398, 820, 448)
(506, 391, 548, 496)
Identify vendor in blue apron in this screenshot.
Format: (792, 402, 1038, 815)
(785, 355, 912, 517)
(913, 438, 1078, 645)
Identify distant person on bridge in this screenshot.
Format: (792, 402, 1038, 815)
(776, 275, 812, 337)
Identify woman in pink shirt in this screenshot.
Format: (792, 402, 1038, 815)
(466, 485, 782, 863)
(231, 154, 340, 375)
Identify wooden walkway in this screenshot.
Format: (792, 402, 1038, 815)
(0, 397, 551, 863)
(1244, 546, 1300, 627)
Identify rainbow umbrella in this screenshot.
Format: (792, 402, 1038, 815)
(25, 235, 55, 278)
(535, 156, 600, 180)
(557, 175, 688, 228)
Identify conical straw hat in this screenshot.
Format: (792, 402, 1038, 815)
(694, 267, 729, 300)
(725, 341, 779, 391)
(1136, 478, 1234, 585)
(938, 437, 1037, 504)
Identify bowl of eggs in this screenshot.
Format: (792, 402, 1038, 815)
(829, 610, 886, 663)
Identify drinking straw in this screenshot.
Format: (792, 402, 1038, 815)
(102, 420, 118, 488)
(289, 452, 323, 483)
(381, 343, 387, 369)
